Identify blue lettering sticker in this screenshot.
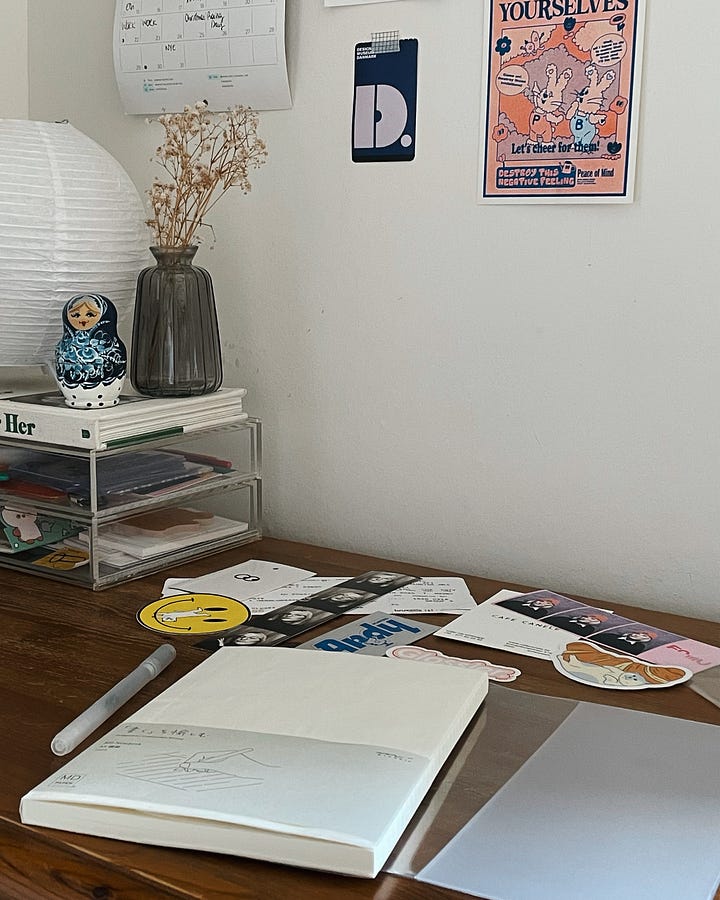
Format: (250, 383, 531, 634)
(298, 613, 437, 655)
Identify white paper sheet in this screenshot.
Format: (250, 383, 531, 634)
(163, 560, 316, 609)
(113, 0, 291, 114)
(418, 702, 720, 900)
(164, 575, 478, 616)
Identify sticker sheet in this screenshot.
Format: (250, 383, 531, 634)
(479, 0, 645, 203)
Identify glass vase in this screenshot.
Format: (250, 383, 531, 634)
(130, 245, 223, 397)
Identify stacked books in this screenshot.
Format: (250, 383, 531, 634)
(0, 388, 247, 450)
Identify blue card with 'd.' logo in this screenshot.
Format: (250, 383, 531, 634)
(352, 37, 418, 163)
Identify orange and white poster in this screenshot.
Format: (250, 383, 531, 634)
(479, 1, 645, 203)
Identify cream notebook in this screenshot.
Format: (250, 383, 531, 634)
(21, 648, 488, 877)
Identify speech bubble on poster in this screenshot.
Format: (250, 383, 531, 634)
(591, 33, 627, 65)
(496, 65, 529, 96)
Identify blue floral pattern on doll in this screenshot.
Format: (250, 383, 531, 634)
(55, 293, 127, 408)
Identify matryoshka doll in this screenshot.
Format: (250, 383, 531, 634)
(54, 293, 127, 408)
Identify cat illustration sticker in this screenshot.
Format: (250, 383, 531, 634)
(137, 593, 251, 635)
(554, 641, 692, 690)
(480, 0, 646, 202)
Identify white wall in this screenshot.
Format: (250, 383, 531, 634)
(1, 1, 28, 118)
(26, 1, 720, 619)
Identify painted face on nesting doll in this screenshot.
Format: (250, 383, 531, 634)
(67, 298, 102, 331)
(55, 292, 127, 408)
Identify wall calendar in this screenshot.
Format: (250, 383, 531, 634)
(113, 0, 291, 114)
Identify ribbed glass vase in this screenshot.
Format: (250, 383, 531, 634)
(130, 246, 223, 397)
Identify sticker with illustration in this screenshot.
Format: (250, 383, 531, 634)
(0, 504, 80, 554)
(297, 614, 438, 656)
(386, 645, 521, 682)
(553, 641, 692, 691)
(137, 593, 252, 636)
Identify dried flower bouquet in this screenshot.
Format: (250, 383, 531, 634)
(146, 101, 268, 248)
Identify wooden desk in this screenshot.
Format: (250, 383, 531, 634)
(4, 538, 720, 899)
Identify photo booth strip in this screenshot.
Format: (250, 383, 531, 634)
(194, 571, 421, 651)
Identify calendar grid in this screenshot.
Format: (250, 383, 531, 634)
(118, 0, 279, 73)
(113, 0, 291, 113)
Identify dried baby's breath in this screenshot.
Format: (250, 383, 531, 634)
(145, 100, 267, 248)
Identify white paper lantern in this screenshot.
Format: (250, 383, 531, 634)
(0, 120, 148, 366)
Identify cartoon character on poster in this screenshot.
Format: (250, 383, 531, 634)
(566, 63, 616, 151)
(481, 1, 645, 202)
(527, 62, 573, 144)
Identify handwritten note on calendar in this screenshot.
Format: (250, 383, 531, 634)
(113, 0, 291, 114)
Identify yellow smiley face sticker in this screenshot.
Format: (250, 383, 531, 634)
(137, 593, 251, 635)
